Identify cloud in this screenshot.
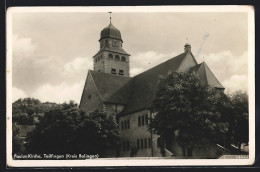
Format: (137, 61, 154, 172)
(131, 50, 248, 93)
(12, 87, 28, 102)
(12, 35, 37, 62)
(222, 75, 248, 93)
(12, 34, 92, 95)
(130, 51, 177, 76)
(195, 50, 248, 93)
(62, 56, 92, 78)
(32, 80, 85, 104)
(130, 68, 144, 76)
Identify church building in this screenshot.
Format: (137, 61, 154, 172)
(79, 20, 226, 158)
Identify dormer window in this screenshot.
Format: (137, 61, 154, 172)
(115, 55, 120, 60)
(119, 70, 124, 76)
(109, 54, 113, 59)
(95, 58, 97, 62)
(111, 68, 116, 74)
(121, 56, 126, 61)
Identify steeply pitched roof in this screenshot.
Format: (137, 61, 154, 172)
(120, 52, 189, 115)
(90, 70, 132, 104)
(83, 52, 224, 116)
(190, 62, 224, 89)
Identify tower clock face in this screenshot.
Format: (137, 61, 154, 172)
(112, 40, 119, 47)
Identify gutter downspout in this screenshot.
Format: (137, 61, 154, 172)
(150, 111, 153, 157)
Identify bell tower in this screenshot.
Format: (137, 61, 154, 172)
(93, 19, 130, 77)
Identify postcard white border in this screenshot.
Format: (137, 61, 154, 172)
(6, 5, 255, 167)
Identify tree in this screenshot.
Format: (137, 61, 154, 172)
(149, 72, 227, 157)
(12, 98, 59, 156)
(226, 91, 249, 149)
(13, 112, 34, 125)
(72, 110, 120, 156)
(12, 98, 58, 125)
(26, 102, 120, 157)
(12, 123, 24, 155)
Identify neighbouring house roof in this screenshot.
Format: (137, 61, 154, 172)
(189, 62, 224, 89)
(17, 125, 35, 137)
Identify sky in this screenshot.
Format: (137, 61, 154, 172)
(10, 10, 249, 103)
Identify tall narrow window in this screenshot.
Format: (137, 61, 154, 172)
(148, 138, 151, 148)
(123, 141, 125, 151)
(138, 116, 141, 127)
(182, 147, 186, 156)
(119, 70, 124, 76)
(141, 139, 143, 149)
(145, 114, 148, 125)
(115, 55, 120, 60)
(137, 139, 140, 149)
(95, 58, 97, 62)
(111, 68, 116, 74)
(121, 121, 124, 130)
(142, 115, 145, 126)
(126, 141, 130, 151)
(144, 139, 147, 149)
(121, 56, 126, 61)
(157, 137, 161, 148)
(124, 120, 127, 130)
(187, 148, 193, 157)
(109, 54, 113, 59)
(127, 119, 130, 129)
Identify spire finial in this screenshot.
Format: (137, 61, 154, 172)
(108, 12, 112, 24)
(186, 37, 189, 43)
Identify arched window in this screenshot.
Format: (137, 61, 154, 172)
(115, 55, 120, 60)
(109, 54, 113, 59)
(121, 56, 126, 61)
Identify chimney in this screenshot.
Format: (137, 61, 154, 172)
(184, 43, 191, 52)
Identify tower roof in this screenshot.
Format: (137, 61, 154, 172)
(185, 43, 191, 46)
(99, 23, 123, 42)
